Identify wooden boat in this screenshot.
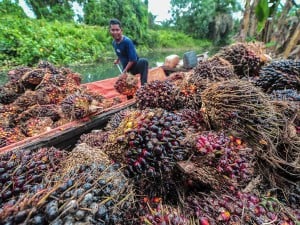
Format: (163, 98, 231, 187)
(0, 67, 167, 154)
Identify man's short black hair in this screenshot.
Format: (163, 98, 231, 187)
(109, 18, 121, 27)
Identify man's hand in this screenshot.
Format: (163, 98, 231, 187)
(114, 59, 120, 64)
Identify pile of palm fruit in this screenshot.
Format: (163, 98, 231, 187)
(0, 42, 299, 224)
(0, 61, 123, 148)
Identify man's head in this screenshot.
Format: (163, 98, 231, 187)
(109, 19, 122, 42)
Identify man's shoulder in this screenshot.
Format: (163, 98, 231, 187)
(123, 36, 133, 43)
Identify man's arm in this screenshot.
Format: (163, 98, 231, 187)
(122, 61, 135, 73)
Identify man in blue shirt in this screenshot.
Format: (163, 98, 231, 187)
(109, 18, 148, 86)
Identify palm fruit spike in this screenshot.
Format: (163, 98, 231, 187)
(255, 60, 300, 93)
(60, 93, 93, 120)
(217, 42, 266, 78)
(136, 80, 179, 111)
(37, 60, 60, 74)
(114, 73, 139, 97)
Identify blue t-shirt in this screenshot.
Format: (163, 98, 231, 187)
(112, 36, 138, 69)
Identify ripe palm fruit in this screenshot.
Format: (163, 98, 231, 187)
(114, 73, 139, 97)
(255, 60, 300, 93)
(136, 80, 179, 110)
(60, 93, 93, 119)
(21, 69, 46, 89)
(218, 42, 266, 78)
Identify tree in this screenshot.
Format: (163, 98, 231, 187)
(78, 0, 149, 42)
(170, 0, 241, 44)
(238, 0, 300, 58)
(0, 0, 27, 18)
(24, 0, 75, 21)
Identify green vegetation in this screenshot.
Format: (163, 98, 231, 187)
(0, 15, 211, 69)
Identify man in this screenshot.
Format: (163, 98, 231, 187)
(109, 18, 148, 86)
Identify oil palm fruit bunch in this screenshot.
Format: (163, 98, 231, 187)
(218, 42, 267, 78)
(136, 80, 179, 111)
(114, 73, 139, 97)
(21, 69, 46, 89)
(7, 66, 31, 83)
(0, 147, 67, 209)
(255, 60, 300, 93)
(16, 104, 61, 124)
(35, 72, 67, 90)
(185, 190, 299, 225)
(201, 80, 299, 183)
(2, 144, 134, 225)
(11, 90, 48, 111)
(20, 117, 54, 137)
(116, 108, 189, 178)
(194, 132, 255, 189)
(35, 84, 65, 104)
(60, 93, 93, 119)
(189, 56, 237, 90)
(0, 127, 25, 148)
(0, 85, 20, 104)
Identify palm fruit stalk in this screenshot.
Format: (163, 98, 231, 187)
(136, 80, 179, 111)
(0, 144, 134, 225)
(114, 73, 139, 97)
(255, 60, 300, 93)
(201, 79, 299, 186)
(217, 42, 267, 78)
(185, 190, 299, 225)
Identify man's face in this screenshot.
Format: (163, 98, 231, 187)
(110, 24, 122, 42)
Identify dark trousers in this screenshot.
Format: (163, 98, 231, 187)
(129, 58, 148, 85)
